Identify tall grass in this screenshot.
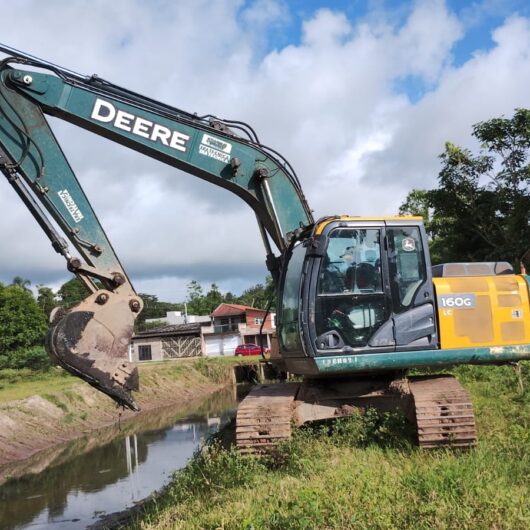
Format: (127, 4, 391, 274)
(130, 362, 529, 530)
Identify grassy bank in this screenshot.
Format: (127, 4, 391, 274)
(129, 363, 530, 530)
(0, 356, 257, 466)
(0, 368, 76, 402)
(0, 356, 256, 403)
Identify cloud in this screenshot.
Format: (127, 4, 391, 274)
(360, 15, 530, 190)
(395, 0, 462, 82)
(240, 0, 289, 28)
(0, 1, 529, 300)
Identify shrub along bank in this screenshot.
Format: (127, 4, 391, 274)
(129, 363, 530, 530)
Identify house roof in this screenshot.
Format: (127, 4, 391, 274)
(211, 303, 266, 317)
(132, 321, 206, 340)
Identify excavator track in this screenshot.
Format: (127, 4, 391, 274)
(236, 383, 300, 455)
(408, 375, 477, 449)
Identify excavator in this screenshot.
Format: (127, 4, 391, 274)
(0, 45, 529, 453)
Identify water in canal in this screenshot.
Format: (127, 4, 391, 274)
(0, 385, 244, 529)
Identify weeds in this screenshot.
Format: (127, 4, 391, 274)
(192, 358, 234, 384)
(131, 362, 530, 530)
(43, 393, 68, 412)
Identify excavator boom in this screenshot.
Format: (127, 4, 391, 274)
(0, 47, 313, 409)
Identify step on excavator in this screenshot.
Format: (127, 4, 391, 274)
(0, 44, 529, 452)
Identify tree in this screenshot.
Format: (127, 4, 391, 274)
(185, 281, 219, 315)
(400, 109, 530, 269)
(11, 276, 31, 291)
(223, 291, 237, 304)
(204, 283, 224, 314)
(37, 285, 57, 319)
(57, 277, 90, 309)
(135, 293, 183, 330)
(186, 280, 210, 315)
(237, 276, 276, 310)
(0, 284, 47, 362)
(136, 277, 278, 325)
(138, 293, 162, 321)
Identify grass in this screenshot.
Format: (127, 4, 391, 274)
(128, 362, 530, 530)
(0, 368, 76, 403)
(0, 356, 255, 404)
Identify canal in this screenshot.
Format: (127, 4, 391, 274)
(0, 385, 244, 529)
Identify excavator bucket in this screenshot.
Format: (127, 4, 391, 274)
(46, 290, 140, 411)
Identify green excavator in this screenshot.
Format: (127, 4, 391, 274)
(1, 44, 529, 452)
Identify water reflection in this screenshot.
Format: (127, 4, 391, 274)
(0, 385, 241, 530)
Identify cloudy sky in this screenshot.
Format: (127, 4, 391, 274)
(1, 0, 529, 301)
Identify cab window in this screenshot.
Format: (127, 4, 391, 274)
(318, 228, 383, 295)
(279, 243, 305, 352)
(316, 228, 388, 348)
(387, 227, 426, 312)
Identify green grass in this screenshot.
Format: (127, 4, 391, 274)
(129, 362, 530, 530)
(191, 357, 243, 383)
(0, 368, 76, 402)
(0, 356, 253, 404)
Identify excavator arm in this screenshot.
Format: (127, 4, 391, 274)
(0, 47, 313, 409)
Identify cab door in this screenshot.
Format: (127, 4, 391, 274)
(385, 222, 437, 350)
(311, 222, 395, 353)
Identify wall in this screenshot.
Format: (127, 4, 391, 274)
(131, 335, 203, 361)
(130, 337, 164, 362)
(244, 309, 274, 330)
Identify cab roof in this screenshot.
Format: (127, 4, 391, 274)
(314, 215, 424, 235)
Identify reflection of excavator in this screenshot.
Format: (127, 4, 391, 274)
(1, 45, 529, 451)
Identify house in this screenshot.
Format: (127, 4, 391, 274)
(130, 304, 276, 361)
(130, 321, 210, 362)
(201, 303, 275, 357)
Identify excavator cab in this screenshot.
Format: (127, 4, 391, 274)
(277, 217, 438, 375)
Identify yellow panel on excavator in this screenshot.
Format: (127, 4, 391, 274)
(433, 275, 530, 349)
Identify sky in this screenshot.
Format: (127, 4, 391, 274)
(0, 0, 529, 302)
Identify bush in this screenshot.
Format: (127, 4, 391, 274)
(165, 442, 266, 503)
(0, 368, 36, 383)
(192, 357, 233, 384)
(0, 347, 51, 371)
(0, 285, 47, 353)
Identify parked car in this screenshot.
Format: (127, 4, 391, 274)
(235, 343, 269, 356)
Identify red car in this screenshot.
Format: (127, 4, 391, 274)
(235, 343, 269, 356)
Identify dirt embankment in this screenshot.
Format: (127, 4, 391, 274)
(0, 360, 235, 467)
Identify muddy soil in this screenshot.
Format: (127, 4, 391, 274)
(0, 364, 229, 468)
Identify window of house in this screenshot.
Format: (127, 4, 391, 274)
(254, 317, 263, 325)
(138, 344, 152, 361)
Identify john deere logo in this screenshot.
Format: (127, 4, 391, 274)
(201, 134, 232, 154)
(402, 238, 416, 252)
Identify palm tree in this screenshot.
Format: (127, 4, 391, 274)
(11, 276, 31, 291)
